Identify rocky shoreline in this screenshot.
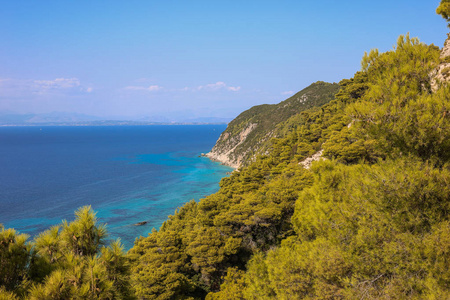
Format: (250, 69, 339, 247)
(203, 151, 239, 169)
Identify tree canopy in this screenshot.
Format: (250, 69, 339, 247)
(437, 0, 450, 26)
(0, 206, 135, 299)
(1, 3, 450, 299)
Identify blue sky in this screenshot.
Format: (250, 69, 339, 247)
(0, 0, 447, 121)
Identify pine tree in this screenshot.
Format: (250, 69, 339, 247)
(437, 0, 450, 26)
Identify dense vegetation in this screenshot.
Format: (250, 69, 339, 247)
(208, 81, 340, 167)
(2, 3, 450, 299)
(0, 207, 134, 299)
(437, 0, 450, 26)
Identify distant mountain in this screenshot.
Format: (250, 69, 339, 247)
(180, 117, 232, 124)
(136, 116, 231, 124)
(0, 113, 36, 124)
(0, 112, 101, 125)
(0, 112, 232, 126)
(137, 115, 171, 123)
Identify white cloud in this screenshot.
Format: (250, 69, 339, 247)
(148, 85, 162, 91)
(198, 81, 226, 91)
(194, 81, 241, 92)
(123, 81, 240, 93)
(124, 85, 163, 92)
(33, 78, 80, 91)
(0, 77, 91, 96)
(227, 86, 241, 92)
(281, 91, 295, 96)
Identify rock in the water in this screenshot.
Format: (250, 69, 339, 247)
(134, 221, 148, 226)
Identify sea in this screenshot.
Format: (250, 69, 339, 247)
(0, 125, 232, 250)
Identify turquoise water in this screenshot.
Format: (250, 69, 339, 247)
(0, 125, 232, 249)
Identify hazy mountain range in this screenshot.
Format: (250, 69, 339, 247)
(0, 112, 232, 126)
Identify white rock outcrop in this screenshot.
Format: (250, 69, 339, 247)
(441, 36, 450, 58)
(299, 149, 326, 169)
(205, 123, 258, 169)
(431, 35, 450, 92)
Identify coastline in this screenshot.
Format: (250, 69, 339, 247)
(0, 125, 231, 250)
(203, 151, 239, 169)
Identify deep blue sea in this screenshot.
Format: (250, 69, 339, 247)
(0, 125, 232, 249)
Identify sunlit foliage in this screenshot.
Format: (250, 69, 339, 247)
(0, 207, 135, 299)
(437, 0, 450, 26)
(2, 4, 450, 299)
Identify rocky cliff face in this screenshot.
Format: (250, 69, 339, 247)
(431, 34, 450, 92)
(206, 81, 340, 168)
(205, 123, 257, 168)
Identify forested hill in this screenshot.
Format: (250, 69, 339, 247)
(126, 33, 450, 299)
(206, 81, 339, 168)
(2, 2, 450, 299)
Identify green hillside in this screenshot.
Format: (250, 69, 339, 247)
(1, 2, 450, 299)
(130, 34, 449, 299)
(206, 81, 339, 168)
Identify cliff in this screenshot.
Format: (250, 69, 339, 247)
(430, 34, 450, 92)
(205, 81, 340, 168)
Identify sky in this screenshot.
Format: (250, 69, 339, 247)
(0, 0, 447, 121)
